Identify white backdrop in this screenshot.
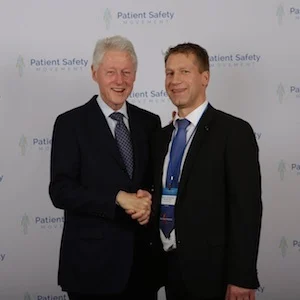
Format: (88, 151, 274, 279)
(0, 0, 300, 299)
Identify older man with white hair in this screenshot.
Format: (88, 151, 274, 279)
(49, 35, 161, 300)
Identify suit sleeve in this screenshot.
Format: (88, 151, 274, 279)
(136, 114, 161, 192)
(147, 114, 162, 188)
(225, 120, 262, 288)
(49, 114, 118, 219)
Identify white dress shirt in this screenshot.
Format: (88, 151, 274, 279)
(160, 100, 208, 251)
(96, 96, 130, 135)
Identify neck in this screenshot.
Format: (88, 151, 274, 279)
(178, 98, 206, 118)
(178, 109, 190, 118)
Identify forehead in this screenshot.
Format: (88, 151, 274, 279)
(101, 50, 134, 67)
(165, 53, 198, 69)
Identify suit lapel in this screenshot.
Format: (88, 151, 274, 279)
(158, 124, 174, 180)
(177, 104, 216, 199)
(86, 97, 125, 170)
(127, 103, 144, 182)
(154, 124, 173, 213)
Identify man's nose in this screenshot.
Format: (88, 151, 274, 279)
(115, 72, 124, 84)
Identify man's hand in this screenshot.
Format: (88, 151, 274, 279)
(129, 209, 151, 225)
(116, 190, 151, 224)
(136, 189, 152, 200)
(225, 284, 255, 300)
(134, 189, 152, 224)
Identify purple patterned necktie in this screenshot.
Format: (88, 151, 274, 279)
(110, 112, 133, 178)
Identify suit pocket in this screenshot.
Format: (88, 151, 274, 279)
(79, 228, 103, 240)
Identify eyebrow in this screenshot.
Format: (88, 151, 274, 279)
(165, 66, 190, 71)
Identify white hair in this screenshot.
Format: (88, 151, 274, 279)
(92, 35, 138, 71)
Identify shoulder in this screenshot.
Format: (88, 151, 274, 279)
(154, 123, 173, 141)
(127, 102, 160, 121)
(127, 102, 161, 128)
(55, 96, 97, 123)
(212, 107, 254, 133)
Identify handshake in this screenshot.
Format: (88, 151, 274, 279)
(116, 189, 152, 225)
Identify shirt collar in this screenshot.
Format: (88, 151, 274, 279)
(173, 100, 208, 127)
(96, 95, 128, 120)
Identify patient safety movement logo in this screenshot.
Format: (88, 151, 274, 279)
(0, 252, 5, 262)
(103, 8, 175, 29)
(17, 55, 25, 77)
(21, 213, 64, 234)
(19, 134, 28, 155)
(16, 54, 88, 75)
(276, 3, 300, 25)
(209, 53, 261, 68)
(279, 236, 300, 257)
(278, 160, 300, 180)
(254, 132, 262, 140)
(277, 83, 285, 103)
(161, 50, 261, 68)
(128, 89, 170, 104)
(277, 83, 300, 103)
(278, 160, 287, 180)
(19, 135, 52, 155)
(256, 286, 265, 296)
(24, 292, 68, 300)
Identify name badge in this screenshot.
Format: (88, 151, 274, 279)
(161, 188, 178, 205)
(160, 188, 178, 238)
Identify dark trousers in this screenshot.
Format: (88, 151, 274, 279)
(68, 234, 158, 300)
(165, 250, 223, 300)
(67, 265, 157, 300)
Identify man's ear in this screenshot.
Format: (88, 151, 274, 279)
(91, 65, 97, 82)
(202, 70, 210, 86)
(169, 110, 177, 124)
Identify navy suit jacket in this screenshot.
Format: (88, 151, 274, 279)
(49, 95, 161, 294)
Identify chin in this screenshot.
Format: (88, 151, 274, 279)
(113, 100, 126, 106)
(111, 94, 126, 102)
(172, 97, 186, 105)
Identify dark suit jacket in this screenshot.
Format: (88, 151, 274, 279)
(49, 95, 161, 294)
(150, 104, 262, 299)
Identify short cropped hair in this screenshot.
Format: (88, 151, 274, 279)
(164, 42, 209, 72)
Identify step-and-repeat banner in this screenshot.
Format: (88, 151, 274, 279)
(0, 0, 299, 299)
